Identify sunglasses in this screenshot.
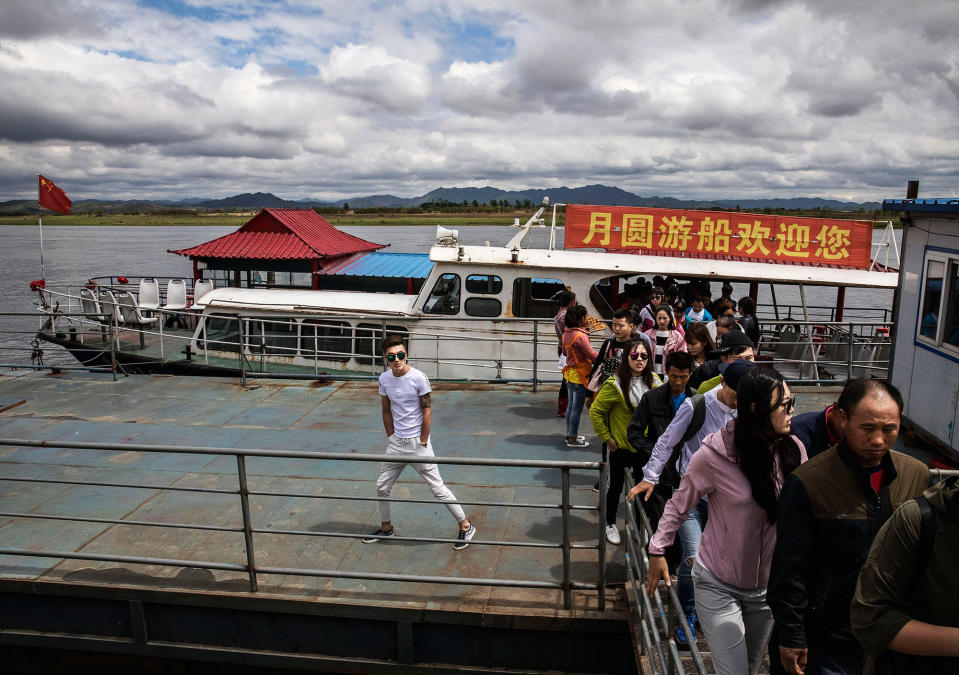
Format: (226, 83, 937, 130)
(776, 395, 796, 413)
(385, 352, 406, 362)
(629, 351, 648, 361)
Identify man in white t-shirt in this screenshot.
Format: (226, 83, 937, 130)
(363, 335, 476, 550)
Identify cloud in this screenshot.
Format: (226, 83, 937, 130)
(0, 0, 957, 203)
(320, 43, 432, 112)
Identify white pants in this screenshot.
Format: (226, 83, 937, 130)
(376, 435, 465, 524)
(692, 561, 773, 675)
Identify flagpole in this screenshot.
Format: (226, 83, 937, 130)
(38, 214, 46, 280)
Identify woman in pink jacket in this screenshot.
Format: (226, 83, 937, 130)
(638, 367, 806, 675)
(643, 305, 687, 378)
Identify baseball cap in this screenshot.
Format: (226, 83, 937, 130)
(719, 359, 755, 391)
(708, 329, 754, 359)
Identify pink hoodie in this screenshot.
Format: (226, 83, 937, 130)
(648, 420, 807, 589)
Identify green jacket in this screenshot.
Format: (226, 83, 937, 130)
(851, 476, 959, 675)
(588, 374, 661, 452)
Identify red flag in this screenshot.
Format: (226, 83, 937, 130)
(38, 175, 72, 214)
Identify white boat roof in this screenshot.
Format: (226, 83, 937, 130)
(201, 288, 418, 315)
(430, 245, 899, 289)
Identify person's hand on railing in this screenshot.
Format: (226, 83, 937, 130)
(627, 480, 655, 502)
(645, 554, 670, 597)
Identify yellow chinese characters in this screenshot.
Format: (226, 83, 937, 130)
(697, 217, 732, 253)
(776, 223, 812, 258)
(736, 220, 771, 256)
(814, 224, 852, 260)
(658, 215, 694, 251)
(583, 212, 613, 246)
(622, 214, 654, 248)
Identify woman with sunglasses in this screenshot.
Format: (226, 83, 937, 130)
(588, 340, 661, 544)
(638, 367, 806, 674)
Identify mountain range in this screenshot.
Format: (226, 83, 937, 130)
(0, 184, 882, 214)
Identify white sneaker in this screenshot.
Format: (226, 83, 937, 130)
(605, 524, 621, 545)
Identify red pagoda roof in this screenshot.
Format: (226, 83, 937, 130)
(169, 209, 385, 260)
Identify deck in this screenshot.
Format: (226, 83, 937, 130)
(0, 369, 859, 673)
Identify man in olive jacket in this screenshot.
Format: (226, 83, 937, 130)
(851, 476, 959, 675)
(767, 379, 929, 675)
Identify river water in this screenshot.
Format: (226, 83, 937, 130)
(0, 224, 900, 366)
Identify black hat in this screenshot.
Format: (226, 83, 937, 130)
(708, 329, 754, 359)
(719, 359, 755, 391)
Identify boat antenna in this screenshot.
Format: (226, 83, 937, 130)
(505, 197, 549, 250)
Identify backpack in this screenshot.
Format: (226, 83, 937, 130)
(660, 394, 706, 488)
(587, 339, 624, 393)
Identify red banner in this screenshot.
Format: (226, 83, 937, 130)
(38, 175, 72, 214)
(564, 205, 873, 269)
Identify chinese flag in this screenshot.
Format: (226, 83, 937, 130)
(38, 175, 72, 214)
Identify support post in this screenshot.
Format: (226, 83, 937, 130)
(109, 311, 117, 382)
(561, 467, 572, 610)
(598, 459, 608, 611)
(238, 317, 246, 387)
(532, 320, 539, 392)
(236, 455, 259, 592)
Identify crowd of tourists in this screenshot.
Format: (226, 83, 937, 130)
(552, 280, 958, 675)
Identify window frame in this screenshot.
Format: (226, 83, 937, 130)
(916, 248, 959, 359)
(465, 297, 502, 317)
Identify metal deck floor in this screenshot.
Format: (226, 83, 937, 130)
(0, 369, 640, 619)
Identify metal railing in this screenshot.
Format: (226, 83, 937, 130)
(0, 437, 609, 611)
(12, 284, 898, 387)
(622, 473, 708, 675)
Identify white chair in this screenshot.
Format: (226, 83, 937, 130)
(162, 279, 188, 329)
(193, 279, 215, 308)
(98, 290, 124, 325)
(116, 290, 158, 348)
(79, 287, 109, 341)
(138, 279, 160, 312)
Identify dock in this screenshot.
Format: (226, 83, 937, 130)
(0, 369, 635, 673)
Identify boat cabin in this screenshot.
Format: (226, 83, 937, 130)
(884, 196, 959, 459)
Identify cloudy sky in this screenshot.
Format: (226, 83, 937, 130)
(1, 0, 957, 202)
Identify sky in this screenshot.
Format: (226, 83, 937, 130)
(1, 0, 957, 202)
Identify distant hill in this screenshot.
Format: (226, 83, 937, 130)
(0, 185, 883, 216)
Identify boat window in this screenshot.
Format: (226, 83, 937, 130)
(945, 261, 959, 349)
(423, 274, 461, 314)
(919, 259, 944, 341)
(589, 279, 616, 320)
(356, 324, 410, 366)
(465, 297, 502, 317)
(512, 277, 567, 318)
(246, 318, 298, 356)
(465, 274, 502, 294)
(202, 314, 240, 352)
(300, 319, 352, 360)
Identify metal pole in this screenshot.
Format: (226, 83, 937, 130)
(597, 460, 608, 611)
(235, 455, 259, 592)
(798, 284, 820, 382)
(769, 283, 780, 321)
(109, 311, 117, 382)
(532, 320, 539, 392)
(561, 467, 571, 610)
(847, 321, 854, 381)
(238, 317, 246, 386)
(38, 215, 46, 280)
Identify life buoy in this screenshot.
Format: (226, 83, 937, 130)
(875, 326, 890, 337)
(84, 279, 97, 290)
(28, 278, 46, 291)
(117, 276, 129, 284)
(812, 324, 829, 343)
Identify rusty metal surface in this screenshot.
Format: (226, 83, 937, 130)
(0, 368, 622, 618)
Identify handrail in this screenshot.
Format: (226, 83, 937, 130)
(0, 437, 607, 610)
(622, 472, 708, 675)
